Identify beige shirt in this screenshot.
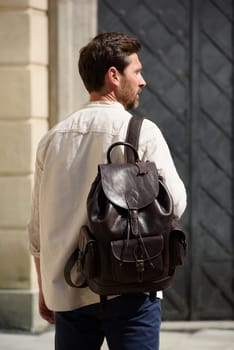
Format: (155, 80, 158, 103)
(28, 101, 187, 311)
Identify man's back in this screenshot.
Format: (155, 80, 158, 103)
(29, 102, 133, 311)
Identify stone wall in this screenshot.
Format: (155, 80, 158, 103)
(0, 0, 97, 331)
(0, 0, 48, 331)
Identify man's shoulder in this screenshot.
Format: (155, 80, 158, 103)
(38, 110, 82, 143)
(35, 110, 81, 161)
(51, 110, 83, 132)
(141, 117, 161, 136)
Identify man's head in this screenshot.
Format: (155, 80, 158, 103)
(78, 32, 146, 109)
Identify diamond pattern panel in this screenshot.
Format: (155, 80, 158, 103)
(195, 0, 233, 319)
(98, 0, 234, 320)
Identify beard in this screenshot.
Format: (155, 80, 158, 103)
(126, 93, 140, 110)
(118, 78, 141, 110)
(119, 89, 140, 110)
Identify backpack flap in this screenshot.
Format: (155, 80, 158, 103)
(99, 161, 159, 210)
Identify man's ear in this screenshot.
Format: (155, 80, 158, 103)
(106, 66, 121, 86)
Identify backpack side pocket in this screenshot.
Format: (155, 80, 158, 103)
(64, 226, 97, 288)
(78, 225, 97, 280)
(169, 228, 187, 268)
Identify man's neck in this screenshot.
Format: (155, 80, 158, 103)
(89, 90, 118, 103)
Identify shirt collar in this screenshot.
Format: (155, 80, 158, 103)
(82, 101, 125, 111)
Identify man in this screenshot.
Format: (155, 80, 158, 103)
(28, 32, 187, 350)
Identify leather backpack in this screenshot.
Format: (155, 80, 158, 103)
(64, 116, 187, 303)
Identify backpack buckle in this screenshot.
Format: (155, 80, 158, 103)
(136, 259, 144, 282)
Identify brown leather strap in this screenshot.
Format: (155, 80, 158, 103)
(125, 116, 144, 163)
(64, 248, 87, 288)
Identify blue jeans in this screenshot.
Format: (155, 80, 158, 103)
(55, 293, 161, 350)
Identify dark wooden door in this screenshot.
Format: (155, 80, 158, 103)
(98, 0, 234, 320)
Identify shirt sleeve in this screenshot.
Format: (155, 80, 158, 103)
(28, 160, 43, 257)
(140, 120, 187, 219)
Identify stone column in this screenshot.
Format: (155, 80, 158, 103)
(0, 0, 49, 331)
(49, 0, 97, 125)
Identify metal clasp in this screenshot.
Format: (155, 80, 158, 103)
(136, 259, 144, 282)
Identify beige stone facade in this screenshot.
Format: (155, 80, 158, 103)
(0, 0, 96, 331)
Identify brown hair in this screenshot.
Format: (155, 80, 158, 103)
(78, 32, 141, 93)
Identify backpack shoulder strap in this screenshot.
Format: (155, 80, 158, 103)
(125, 116, 144, 163)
